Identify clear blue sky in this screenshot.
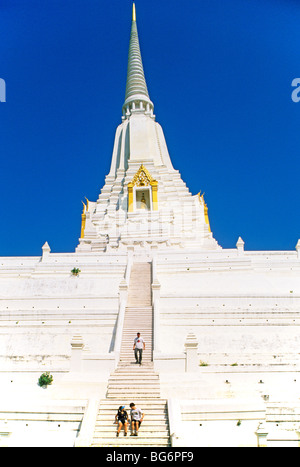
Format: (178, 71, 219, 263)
(1, 0, 300, 255)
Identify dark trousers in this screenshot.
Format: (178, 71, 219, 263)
(134, 348, 143, 363)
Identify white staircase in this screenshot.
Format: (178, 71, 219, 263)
(127, 262, 152, 307)
(120, 262, 153, 364)
(92, 365, 170, 447)
(91, 262, 170, 447)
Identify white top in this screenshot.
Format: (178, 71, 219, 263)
(134, 336, 145, 349)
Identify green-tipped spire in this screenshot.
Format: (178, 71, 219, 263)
(123, 3, 153, 115)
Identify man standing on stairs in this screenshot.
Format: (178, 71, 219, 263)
(133, 332, 145, 365)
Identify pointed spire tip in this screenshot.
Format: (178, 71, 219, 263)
(132, 2, 136, 22)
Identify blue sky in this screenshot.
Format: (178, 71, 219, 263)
(0, 0, 300, 255)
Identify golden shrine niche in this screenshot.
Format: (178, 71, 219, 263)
(128, 165, 158, 212)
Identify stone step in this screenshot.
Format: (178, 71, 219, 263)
(92, 438, 170, 447)
(121, 330, 152, 334)
(109, 374, 156, 378)
(107, 394, 161, 399)
(98, 403, 167, 410)
(127, 287, 151, 291)
(124, 314, 152, 317)
(121, 334, 152, 339)
(98, 409, 167, 416)
(96, 406, 167, 412)
(125, 309, 153, 312)
(94, 432, 169, 441)
(108, 375, 159, 381)
(119, 355, 152, 360)
(122, 332, 153, 336)
(107, 387, 160, 394)
(119, 345, 152, 349)
(95, 423, 168, 431)
(124, 312, 152, 315)
(97, 407, 167, 414)
(121, 337, 152, 341)
(119, 353, 152, 356)
(116, 364, 155, 369)
(93, 432, 169, 440)
(98, 402, 167, 409)
(127, 296, 151, 299)
(113, 368, 157, 374)
(121, 332, 152, 336)
(97, 415, 168, 422)
(107, 377, 159, 383)
(128, 304, 151, 305)
(109, 376, 159, 381)
(107, 389, 161, 395)
(119, 362, 152, 367)
(123, 318, 152, 322)
(123, 312, 152, 316)
(107, 381, 160, 387)
(98, 411, 167, 418)
(127, 291, 151, 295)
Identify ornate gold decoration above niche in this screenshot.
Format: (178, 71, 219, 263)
(198, 191, 211, 232)
(131, 164, 154, 186)
(128, 165, 158, 212)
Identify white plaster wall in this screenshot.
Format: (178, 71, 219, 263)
(0, 254, 126, 370)
(156, 251, 300, 362)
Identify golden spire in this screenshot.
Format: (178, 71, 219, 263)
(132, 2, 136, 22)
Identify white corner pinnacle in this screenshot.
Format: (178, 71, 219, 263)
(41, 241, 51, 261)
(236, 236, 245, 256)
(296, 239, 300, 259)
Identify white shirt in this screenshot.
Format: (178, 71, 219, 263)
(134, 336, 145, 349)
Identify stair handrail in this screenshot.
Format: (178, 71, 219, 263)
(151, 248, 161, 354)
(167, 398, 184, 447)
(113, 250, 133, 365)
(74, 398, 100, 447)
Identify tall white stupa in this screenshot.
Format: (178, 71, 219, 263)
(76, 2, 218, 253)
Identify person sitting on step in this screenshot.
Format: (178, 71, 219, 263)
(130, 402, 144, 436)
(115, 405, 129, 437)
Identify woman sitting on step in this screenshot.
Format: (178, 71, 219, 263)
(115, 405, 129, 437)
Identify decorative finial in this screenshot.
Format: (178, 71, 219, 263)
(236, 237, 245, 256)
(122, 0, 154, 117)
(296, 239, 300, 259)
(41, 241, 51, 261)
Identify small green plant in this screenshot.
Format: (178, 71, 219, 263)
(38, 372, 53, 387)
(237, 419, 241, 426)
(71, 267, 81, 276)
(199, 361, 209, 367)
(231, 362, 238, 366)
